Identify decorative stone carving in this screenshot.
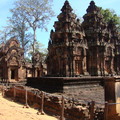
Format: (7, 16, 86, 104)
(0, 37, 26, 81)
(46, 0, 88, 77)
(82, 1, 118, 76)
(0, 37, 44, 82)
(47, 0, 120, 77)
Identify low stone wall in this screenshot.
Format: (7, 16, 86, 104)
(26, 77, 104, 92)
(4, 86, 105, 120)
(2, 77, 120, 120)
(4, 86, 89, 120)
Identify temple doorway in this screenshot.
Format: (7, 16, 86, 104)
(11, 70, 15, 79)
(10, 68, 18, 81)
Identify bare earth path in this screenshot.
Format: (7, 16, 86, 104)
(0, 93, 57, 120)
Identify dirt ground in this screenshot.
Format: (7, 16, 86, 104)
(0, 93, 57, 120)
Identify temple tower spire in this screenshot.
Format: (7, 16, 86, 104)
(47, 1, 88, 77)
(82, 1, 115, 76)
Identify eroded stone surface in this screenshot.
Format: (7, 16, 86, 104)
(47, 0, 120, 77)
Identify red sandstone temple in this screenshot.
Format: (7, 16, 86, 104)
(0, 1, 120, 80)
(46, 1, 120, 77)
(0, 37, 43, 82)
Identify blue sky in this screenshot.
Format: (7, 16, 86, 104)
(0, 0, 120, 48)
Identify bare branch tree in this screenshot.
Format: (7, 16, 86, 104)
(0, 26, 13, 44)
(10, 0, 54, 76)
(13, 0, 54, 55)
(8, 8, 31, 54)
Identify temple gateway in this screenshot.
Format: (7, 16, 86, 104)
(0, 37, 44, 82)
(46, 1, 120, 77)
(0, 38, 26, 82)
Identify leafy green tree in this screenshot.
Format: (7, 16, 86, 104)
(100, 8, 120, 30)
(27, 41, 47, 62)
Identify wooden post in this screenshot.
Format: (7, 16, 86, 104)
(72, 98, 75, 107)
(6, 79, 9, 86)
(13, 86, 16, 101)
(23, 87, 29, 108)
(60, 96, 65, 120)
(37, 91, 45, 115)
(2, 84, 4, 97)
(90, 101, 95, 120)
(104, 102, 108, 120)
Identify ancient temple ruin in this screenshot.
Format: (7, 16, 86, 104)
(0, 37, 43, 82)
(46, 0, 120, 77)
(82, 1, 116, 76)
(31, 52, 44, 77)
(47, 0, 88, 77)
(0, 37, 26, 82)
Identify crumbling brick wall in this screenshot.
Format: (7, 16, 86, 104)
(4, 86, 105, 120)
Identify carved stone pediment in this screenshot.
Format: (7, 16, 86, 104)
(9, 57, 18, 66)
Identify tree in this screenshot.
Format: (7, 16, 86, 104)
(27, 41, 47, 62)
(11, 0, 54, 76)
(100, 8, 120, 30)
(12, 0, 54, 55)
(0, 10, 31, 54)
(7, 0, 54, 76)
(7, 9, 31, 54)
(0, 26, 13, 44)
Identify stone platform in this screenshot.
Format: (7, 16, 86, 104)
(26, 76, 104, 93)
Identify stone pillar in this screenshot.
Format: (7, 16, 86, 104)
(104, 77, 120, 118)
(97, 48, 101, 76)
(83, 56, 89, 75)
(66, 64, 69, 77)
(16, 68, 18, 81)
(8, 68, 11, 82)
(104, 57, 108, 76)
(73, 59, 75, 76)
(3, 66, 7, 81)
(35, 69, 37, 77)
(82, 48, 89, 75)
(65, 57, 69, 77)
(111, 57, 116, 75)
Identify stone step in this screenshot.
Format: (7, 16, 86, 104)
(64, 80, 100, 86)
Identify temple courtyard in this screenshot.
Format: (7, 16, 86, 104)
(54, 84, 104, 105)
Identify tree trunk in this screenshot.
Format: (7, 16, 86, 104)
(32, 29, 37, 77)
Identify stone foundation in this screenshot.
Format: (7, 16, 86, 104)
(26, 76, 104, 93)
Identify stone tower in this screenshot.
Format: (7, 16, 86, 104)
(82, 1, 115, 76)
(46, 0, 88, 77)
(109, 20, 120, 75)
